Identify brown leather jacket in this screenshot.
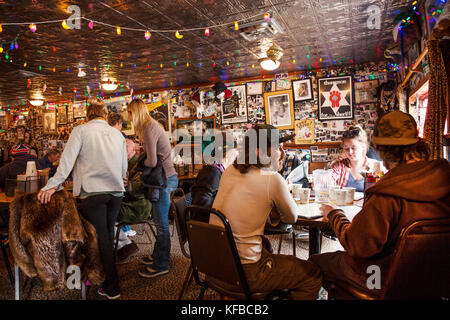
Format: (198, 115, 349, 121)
(328, 159, 450, 283)
(9, 190, 104, 291)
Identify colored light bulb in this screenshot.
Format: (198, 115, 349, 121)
(116, 26, 121, 35)
(186, 62, 189, 67)
(0, 24, 2, 32)
(0, 46, 2, 53)
(175, 31, 183, 39)
(234, 21, 238, 30)
(62, 20, 69, 29)
(88, 21, 94, 29)
(23, 62, 27, 67)
(264, 13, 271, 22)
(160, 64, 163, 68)
(29, 24, 37, 32)
(145, 31, 151, 40)
(204, 28, 210, 36)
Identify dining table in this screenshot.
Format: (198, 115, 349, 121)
(295, 199, 363, 257)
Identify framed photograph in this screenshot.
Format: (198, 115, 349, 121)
(147, 102, 171, 132)
(264, 90, 295, 130)
(43, 109, 57, 134)
(247, 94, 265, 124)
(57, 105, 67, 124)
(246, 82, 263, 95)
(73, 102, 86, 118)
(276, 79, 291, 91)
(221, 85, 248, 124)
(174, 116, 216, 144)
(67, 104, 74, 123)
(292, 78, 313, 102)
(36, 111, 43, 127)
(354, 79, 378, 104)
(264, 81, 274, 92)
(294, 119, 315, 144)
(318, 76, 354, 121)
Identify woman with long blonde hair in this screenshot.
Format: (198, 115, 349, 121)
(126, 98, 178, 278)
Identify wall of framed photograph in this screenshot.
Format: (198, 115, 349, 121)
(221, 85, 248, 124)
(57, 105, 67, 124)
(292, 78, 313, 102)
(174, 116, 216, 144)
(317, 75, 354, 121)
(264, 90, 295, 130)
(246, 82, 263, 95)
(43, 109, 57, 134)
(73, 102, 87, 118)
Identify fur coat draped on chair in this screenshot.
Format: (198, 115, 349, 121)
(9, 190, 105, 291)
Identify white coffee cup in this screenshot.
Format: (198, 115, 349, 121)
(292, 184, 302, 200)
(343, 187, 355, 205)
(298, 188, 311, 204)
(335, 189, 347, 206)
(26, 161, 37, 177)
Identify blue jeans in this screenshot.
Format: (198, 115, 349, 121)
(151, 174, 178, 271)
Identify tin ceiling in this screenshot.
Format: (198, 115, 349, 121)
(0, 0, 413, 106)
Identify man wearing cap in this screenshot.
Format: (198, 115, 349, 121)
(210, 124, 322, 299)
(0, 144, 41, 190)
(310, 111, 450, 296)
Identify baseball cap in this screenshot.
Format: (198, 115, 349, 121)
(10, 144, 31, 156)
(372, 110, 419, 146)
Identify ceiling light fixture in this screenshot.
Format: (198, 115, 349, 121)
(29, 99, 44, 106)
(259, 42, 283, 71)
(102, 81, 118, 91)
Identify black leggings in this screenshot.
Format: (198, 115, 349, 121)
(80, 194, 123, 293)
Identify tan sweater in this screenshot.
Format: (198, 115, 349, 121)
(142, 121, 177, 179)
(210, 165, 298, 264)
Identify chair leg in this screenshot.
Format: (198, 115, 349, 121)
(15, 264, 20, 300)
(178, 265, 193, 300)
(292, 232, 296, 257)
(277, 234, 283, 254)
(0, 242, 14, 285)
(198, 286, 206, 300)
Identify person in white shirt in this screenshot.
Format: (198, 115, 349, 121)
(210, 124, 322, 299)
(38, 98, 127, 300)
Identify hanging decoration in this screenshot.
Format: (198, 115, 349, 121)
(29, 24, 37, 32)
(175, 31, 183, 39)
(145, 31, 151, 40)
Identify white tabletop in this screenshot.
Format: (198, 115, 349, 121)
(297, 201, 362, 220)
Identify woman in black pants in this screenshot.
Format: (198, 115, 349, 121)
(38, 98, 128, 299)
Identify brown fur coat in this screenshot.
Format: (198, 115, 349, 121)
(9, 190, 105, 291)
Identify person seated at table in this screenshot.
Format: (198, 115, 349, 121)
(115, 139, 153, 264)
(328, 125, 385, 192)
(189, 132, 238, 222)
(0, 143, 42, 190)
(37, 149, 61, 178)
(310, 111, 450, 296)
(210, 124, 322, 300)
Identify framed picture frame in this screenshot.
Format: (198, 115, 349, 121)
(174, 116, 216, 144)
(221, 85, 248, 124)
(276, 79, 291, 91)
(246, 82, 263, 95)
(292, 78, 313, 102)
(67, 104, 74, 123)
(354, 79, 379, 104)
(318, 75, 354, 121)
(264, 90, 295, 130)
(57, 105, 67, 124)
(73, 102, 87, 118)
(43, 109, 57, 134)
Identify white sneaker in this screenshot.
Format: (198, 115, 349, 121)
(125, 229, 136, 236)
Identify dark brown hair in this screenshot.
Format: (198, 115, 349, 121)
(375, 139, 430, 166)
(107, 112, 124, 126)
(233, 134, 273, 174)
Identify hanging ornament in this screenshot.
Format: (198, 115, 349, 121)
(0, 46, 2, 53)
(175, 31, 183, 39)
(145, 31, 151, 40)
(43, 84, 47, 92)
(88, 21, 94, 29)
(0, 24, 2, 32)
(62, 20, 70, 29)
(234, 21, 239, 30)
(264, 13, 271, 22)
(116, 26, 121, 35)
(204, 28, 210, 36)
(27, 79, 31, 88)
(59, 87, 62, 95)
(29, 24, 37, 32)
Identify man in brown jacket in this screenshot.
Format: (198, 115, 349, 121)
(309, 111, 450, 296)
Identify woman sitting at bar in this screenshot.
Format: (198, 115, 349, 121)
(329, 125, 385, 192)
